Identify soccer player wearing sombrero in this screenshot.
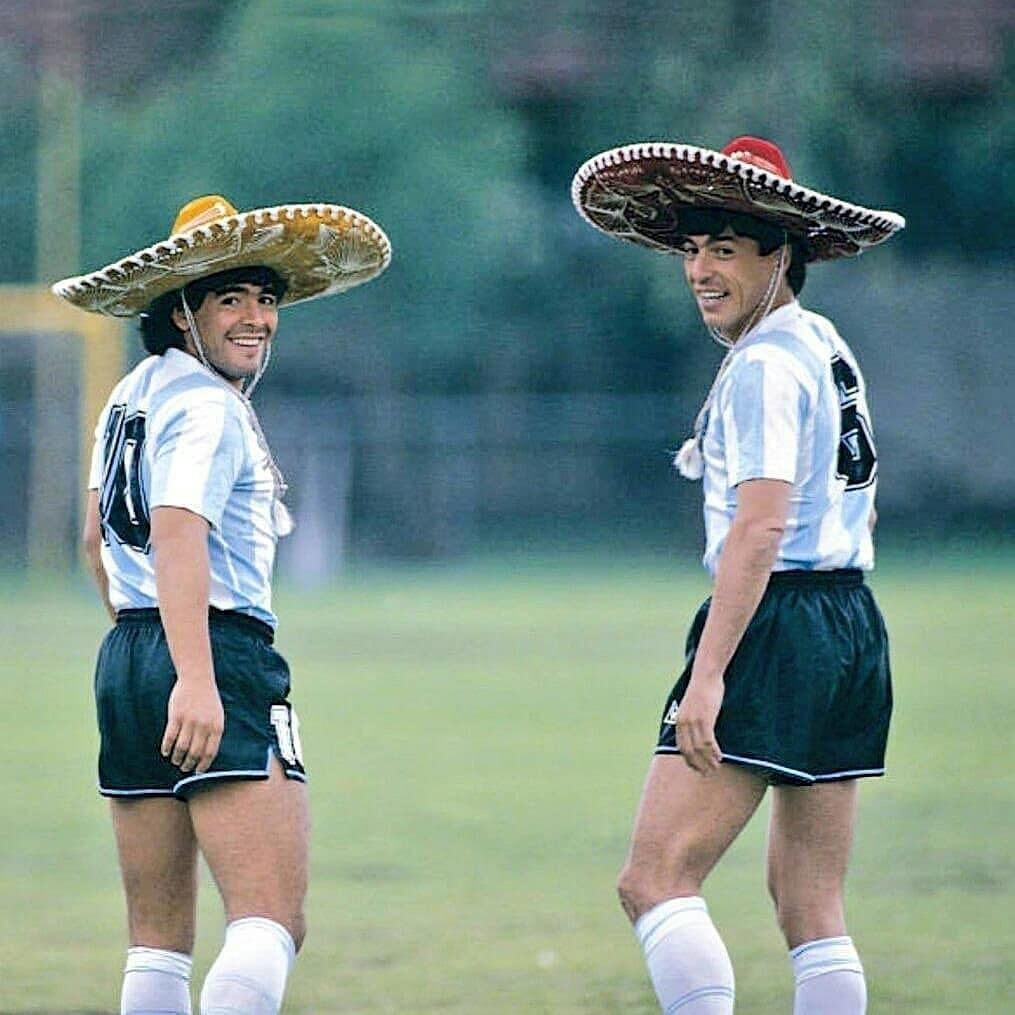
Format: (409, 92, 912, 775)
(572, 137, 903, 1013)
(54, 196, 390, 1014)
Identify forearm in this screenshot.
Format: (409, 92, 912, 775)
(85, 545, 116, 622)
(152, 517, 215, 687)
(151, 507, 224, 772)
(692, 519, 783, 682)
(82, 491, 115, 621)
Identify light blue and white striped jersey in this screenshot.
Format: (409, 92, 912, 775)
(88, 348, 280, 628)
(700, 301, 877, 575)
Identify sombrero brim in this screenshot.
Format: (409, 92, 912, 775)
(52, 203, 392, 316)
(572, 143, 904, 261)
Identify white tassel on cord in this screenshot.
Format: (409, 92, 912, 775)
(674, 437, 704, 479)
(272, 500, 294, 537)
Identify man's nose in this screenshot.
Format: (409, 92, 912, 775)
(242, 300, 271, 325)
(685, 253, 714, 282)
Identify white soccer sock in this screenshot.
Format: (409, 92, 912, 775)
(121, 946, 193, 1015)
(634, 896, 735, 1014)
(791, 936, 867, 1014)
(199, 917, 296, 1015)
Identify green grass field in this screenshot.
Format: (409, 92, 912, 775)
(0, 552, 1012, 1013)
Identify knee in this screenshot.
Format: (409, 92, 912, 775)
(289, 911, 307, 953)
(765, 863, 781, 910)
(617, 840, 710, 924)
(616, 864, 641, 921)
(767, 880, 845, 947)
(617, 859, 667, 924)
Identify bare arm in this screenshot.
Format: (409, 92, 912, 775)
(82, 491, 115, 622)
(675, 478, 792, 774)
(151, 505, 224, 775)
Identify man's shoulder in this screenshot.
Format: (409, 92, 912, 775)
(796, 305, 841, 342)
(108, 354, 158, 400)
(141, 362, 248, 449)
(147, 354, 236, 412)
(744, 305, 840, 380)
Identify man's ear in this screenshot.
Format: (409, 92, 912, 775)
(170, 306, 189, 334)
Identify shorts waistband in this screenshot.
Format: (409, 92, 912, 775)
(767, 568, 865, 588)
(115, 606, 275, 643)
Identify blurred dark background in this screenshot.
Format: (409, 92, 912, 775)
(0, 0, 1011, 578)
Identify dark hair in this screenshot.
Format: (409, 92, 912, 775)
(675, 208, 808, 295)
(138, 265, 288, 355)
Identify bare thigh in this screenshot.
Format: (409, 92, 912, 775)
(766, 780, 859, 949)
(618, 756, 768, 922)
(110, 797, 199, 952)
(188, 758, 310, 949)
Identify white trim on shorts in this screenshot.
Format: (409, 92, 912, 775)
(655, 746, 885, 783)
(98, 747, 307, 798)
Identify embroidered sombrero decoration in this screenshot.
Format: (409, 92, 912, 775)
(52, 194, 392, 316)
(571, 135, 904, 261)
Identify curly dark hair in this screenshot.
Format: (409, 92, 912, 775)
(138, 266, 288, 354)
(674, 208, 808, 295)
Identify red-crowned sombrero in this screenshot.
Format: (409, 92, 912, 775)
(52, 194, 392, 316)
(571, 135, 904, 260)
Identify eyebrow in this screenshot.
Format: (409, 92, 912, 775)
(212, 284, 275, 296)
(680, 233, 740, 248)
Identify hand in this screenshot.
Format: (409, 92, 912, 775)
(675, 678, 725, 775)
(161, 679, 224, 774)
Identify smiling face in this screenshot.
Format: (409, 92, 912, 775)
(680, 228, 793, 341)
(172, 282, 279, 388)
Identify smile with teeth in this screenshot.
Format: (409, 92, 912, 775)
(698, 291, 728, 303)
(228, 335, 265, 347)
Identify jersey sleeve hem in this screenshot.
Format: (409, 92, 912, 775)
(729, 469, 797, 486)
(147, 498, 220, 530)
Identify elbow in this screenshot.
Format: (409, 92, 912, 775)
(81, 528, 101, 561)
(81, 526, 104, 571)
(727, 516, 786, 564)
(736, 515, 786, 545)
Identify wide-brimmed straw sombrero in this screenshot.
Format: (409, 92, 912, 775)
(572, 135, 904, 261)
(52, 194, 392, 316)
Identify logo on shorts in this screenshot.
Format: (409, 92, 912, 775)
(663, 701, 679, 725)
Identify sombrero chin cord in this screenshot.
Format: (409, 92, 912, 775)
(674, 243, 790, 480)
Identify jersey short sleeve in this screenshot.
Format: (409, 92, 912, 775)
(148, 395, 245, 530)
(87, 402, 111, 491)
(720, 349, 809, 487)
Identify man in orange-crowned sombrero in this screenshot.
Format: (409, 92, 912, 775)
(573, 137, 903, 1014)
(54, 195, 390, 1014)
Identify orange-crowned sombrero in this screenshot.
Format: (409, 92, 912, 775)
(52, 194, 392, 316)
(571, 135, 904, 261)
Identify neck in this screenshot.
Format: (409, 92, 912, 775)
(181, 342, 246, 391)
(758, 286, 794, 322)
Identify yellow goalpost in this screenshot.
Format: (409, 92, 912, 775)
(0, 285, 123, 572)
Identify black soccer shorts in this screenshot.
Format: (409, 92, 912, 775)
(94, 607, 307, 798)
(656, 569, 892, 785)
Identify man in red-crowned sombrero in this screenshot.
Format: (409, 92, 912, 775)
(573, 137, 903, 1013)
(54, 195, 390, 1014)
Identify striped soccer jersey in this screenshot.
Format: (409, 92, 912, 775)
(700, 301, 877, 575)
(88, 348, 280, 628)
